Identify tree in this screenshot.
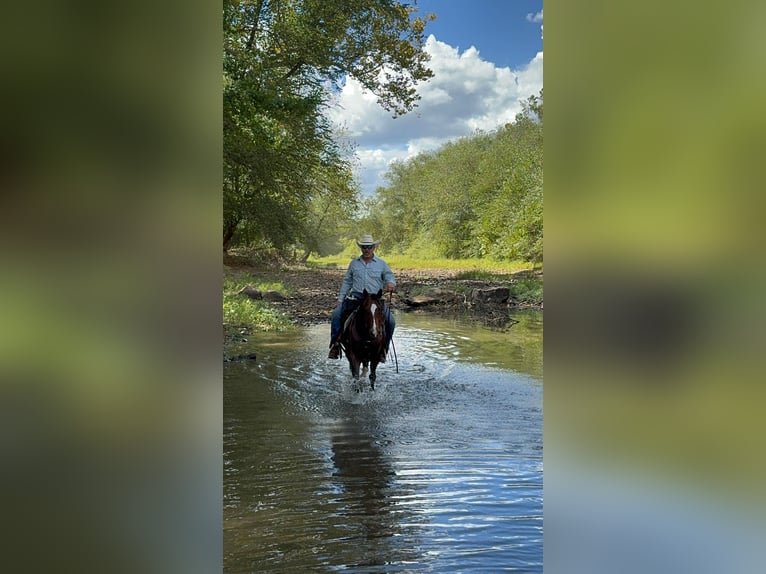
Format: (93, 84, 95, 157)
(298, 158, 360, 260)
(369, 90, 543, 263)
(223, 0, 434, 253)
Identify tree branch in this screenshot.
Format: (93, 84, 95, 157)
(246, 0, 265, 50)
(282, 61, 305, 79)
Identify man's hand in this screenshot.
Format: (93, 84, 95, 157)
(385, 283, 395, 293)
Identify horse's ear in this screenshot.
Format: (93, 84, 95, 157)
(363, 288, 369, 296)
(376, 289, 383, 298)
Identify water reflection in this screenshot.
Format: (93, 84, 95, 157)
(330, 418, 395, 538)
(327, 411, 423, 569)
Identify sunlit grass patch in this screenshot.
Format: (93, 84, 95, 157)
(308, 253, 535, 275)
(223, 297, 291, 330)
(387, 256, 533, 274)
(222, 273, 292, 332)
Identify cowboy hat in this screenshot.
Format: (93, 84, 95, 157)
(356, 234, 381, 248)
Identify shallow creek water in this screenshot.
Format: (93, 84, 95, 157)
(224, 311, 543, 572)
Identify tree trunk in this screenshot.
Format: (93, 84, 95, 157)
(223, 220, 238, 253)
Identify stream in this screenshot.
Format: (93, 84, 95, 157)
(224, 310, 543, 572)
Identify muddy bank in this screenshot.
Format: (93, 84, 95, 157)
(226, 262, 542, 330)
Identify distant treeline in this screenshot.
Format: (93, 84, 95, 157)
(361, 92, 542, 263)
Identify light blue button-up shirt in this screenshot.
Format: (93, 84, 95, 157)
(338, 256, 396, 302)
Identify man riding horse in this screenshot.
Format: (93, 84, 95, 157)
(328, 234, 396, 361)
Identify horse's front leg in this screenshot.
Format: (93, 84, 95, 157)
(369, 359, 378, 390)
(347, 354, 361, 380)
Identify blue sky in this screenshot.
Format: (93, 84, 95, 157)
(413, 0, 543, 70)
(328, 1, 543, 196)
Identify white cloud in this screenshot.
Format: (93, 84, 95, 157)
(329, 35, 544, 196)
(527, 10, 544, 40)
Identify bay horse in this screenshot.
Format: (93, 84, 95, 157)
(340, 289, 386, 390)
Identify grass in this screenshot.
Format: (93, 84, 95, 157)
(222, 273, 293, 332)
(509, 276, 544, 304)
(308, 253, 535, 274)
(223, 297, 291, 330)
(388, 255, 534, 274)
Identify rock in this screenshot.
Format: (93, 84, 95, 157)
(470, 287, 510, 305)
(404, 288, 462, 307)
(422, 287, 458, 299)
(406, 295, 439, 307)
(262, 290, 286, 302)
(237, 285, 262, 300)
(224, 352, 258, 363)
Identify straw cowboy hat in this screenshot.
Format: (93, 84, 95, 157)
(356, 234, 381, 248)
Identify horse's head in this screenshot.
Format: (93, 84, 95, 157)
(362, 288, 384, 300)
(359, 289, 385, 340)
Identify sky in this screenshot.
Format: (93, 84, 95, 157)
(328, 0, 544, 196)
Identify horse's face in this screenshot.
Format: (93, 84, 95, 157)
(359, 289, 385, 340)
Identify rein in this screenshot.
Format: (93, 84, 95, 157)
(387, 290, 399, 373)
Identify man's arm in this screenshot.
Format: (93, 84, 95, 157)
(338, 261, 355, 301)
(381, 262, 396, 292)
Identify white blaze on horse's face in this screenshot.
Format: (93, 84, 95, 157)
(369, 302, 378, 337)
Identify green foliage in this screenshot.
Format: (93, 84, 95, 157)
(223, 275, 292, 331)
(223, 0, 434, 255)
(298, 164, 361, 259)
(509, 277, 544, 304)
(223, 298, 292, 330)
(361, 91, 543, 263)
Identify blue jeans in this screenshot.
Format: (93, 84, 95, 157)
(330, 299, 395, 352)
